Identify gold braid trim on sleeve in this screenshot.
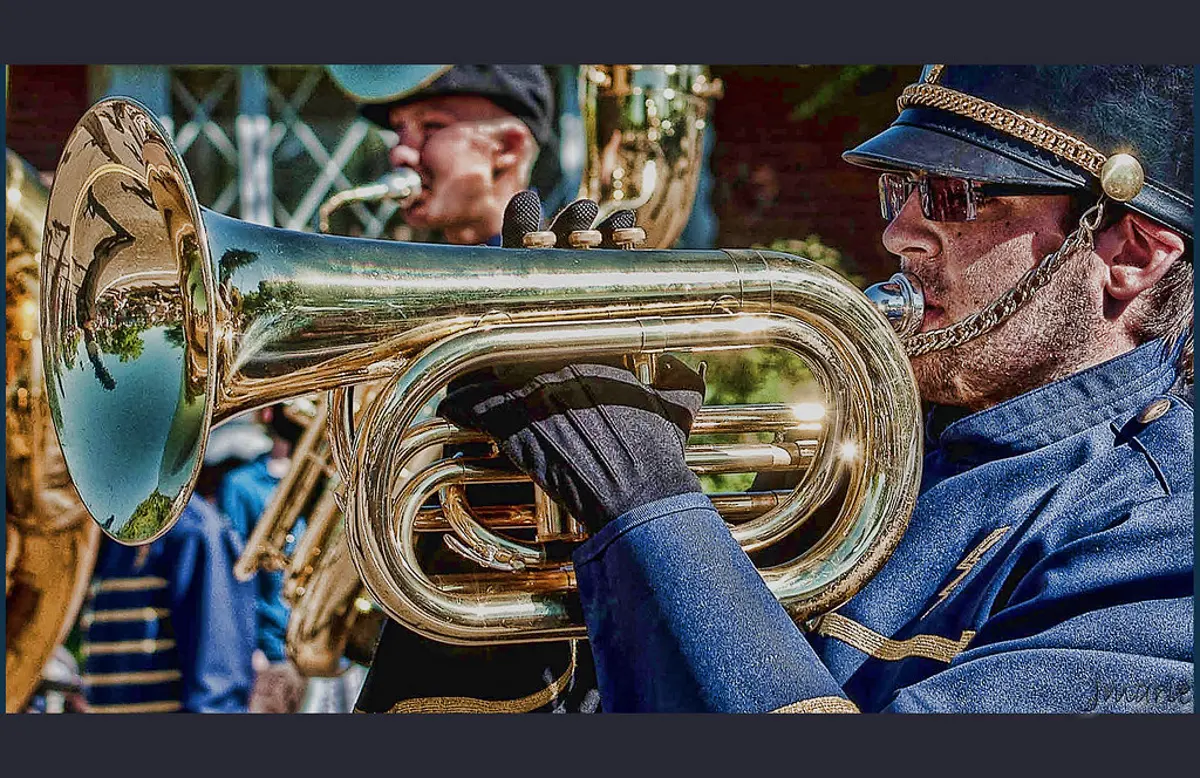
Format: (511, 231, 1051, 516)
(381, 641, 578, 714)
(809, 612, 974, 664)
(896, 82, 1108, 176)
(771, 696, 860, 714)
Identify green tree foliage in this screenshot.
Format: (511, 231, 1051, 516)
(96, 324, 146, 363)
(116, 491, 172, 542)
(681, 233, 860, 494)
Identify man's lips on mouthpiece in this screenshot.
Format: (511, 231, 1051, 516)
(920, 298, 944, 331)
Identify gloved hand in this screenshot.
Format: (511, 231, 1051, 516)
(439, 191, 706, 535)
(439, 356, 704, 535)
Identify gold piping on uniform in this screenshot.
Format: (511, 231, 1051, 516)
(810, 612, 974, 663)
(897, 82, 1108, 176)
(82, 669, 182, 686)
(386, 641, 578, 714)
(81, 639, 176, 656)
(772, 696, 860, 713)
(80, 606, 170, 626)
(87, 700, 183, 713)
(91, 576, 169, 593)
(922, 526, 1010, 618)
(923, 65, 945, 85)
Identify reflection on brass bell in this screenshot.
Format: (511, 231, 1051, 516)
(1100, 153, 1144, 202)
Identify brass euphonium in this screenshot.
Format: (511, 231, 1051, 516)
(6, 150, 100, 711)
(43, 97, 926, 648)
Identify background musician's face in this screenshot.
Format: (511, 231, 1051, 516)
(882, 188, 1115, 411)
(387, 95, 535, 245)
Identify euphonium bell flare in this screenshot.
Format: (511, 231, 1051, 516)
(43, 98, 926, 646)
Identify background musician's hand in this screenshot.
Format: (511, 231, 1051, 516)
(499, 189, 641, 249)
(249, 652, 308, 714)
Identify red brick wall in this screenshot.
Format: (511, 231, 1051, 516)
(6, 65, 91, 173)
(709, 65, 922, 283)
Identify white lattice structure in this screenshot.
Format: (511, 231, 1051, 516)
(104, 65, 399, 237)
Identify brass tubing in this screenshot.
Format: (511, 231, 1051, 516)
(410, 491, 793, 533)
(282, 472, 344, 601)
(233, 398, 330, 581)
(347, 310, 920, 642)
(685, 442, 816, 475)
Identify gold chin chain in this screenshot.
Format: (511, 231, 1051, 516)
(904, 198, 1107, 358)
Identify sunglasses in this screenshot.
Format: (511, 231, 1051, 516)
(878, 173, 1066, 223)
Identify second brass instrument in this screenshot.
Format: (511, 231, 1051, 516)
(42, 96, 926, 648)
(6, 150, 99, 711)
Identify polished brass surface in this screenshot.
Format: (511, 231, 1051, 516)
(579, 65, 723, 248)
(6, 150, 100, 711)
(43, 98, 925, 648)
(348, 307, 921, 643)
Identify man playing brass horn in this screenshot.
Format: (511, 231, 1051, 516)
(442, 66, 1194, 712)
(347, 65, 607, 713)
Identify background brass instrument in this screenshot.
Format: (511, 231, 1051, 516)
(316, 168, 421, 234)
(6, 149, 99, 712)
(235, 390, 386, 675)
(42, 97, 926, 648)
(580, 65, 723, 248)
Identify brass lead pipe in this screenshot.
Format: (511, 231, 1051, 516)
(316, 168, 421, 234)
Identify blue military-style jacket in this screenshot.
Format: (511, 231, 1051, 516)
(220, 454, 303, 664)
(572, 339, 1194, 713)
(81, 495, 256, 713)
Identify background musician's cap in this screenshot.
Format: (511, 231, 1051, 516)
(342, 64, 555, 148)
(843, 65, 1193, 239)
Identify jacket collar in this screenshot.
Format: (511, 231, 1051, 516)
(927, 339, 1181, 463)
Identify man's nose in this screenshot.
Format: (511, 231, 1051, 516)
(881, 191, 938, 260)
(389, 143, 420, 170)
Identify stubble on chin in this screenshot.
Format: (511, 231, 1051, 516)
(910, 293, 1101, 411)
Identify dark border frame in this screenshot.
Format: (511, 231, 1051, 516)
(3, 0, 1196, 773)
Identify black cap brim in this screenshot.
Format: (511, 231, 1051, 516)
(843, 120, 1081, 190)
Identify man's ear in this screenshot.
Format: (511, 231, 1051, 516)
(490, 120, 535, 177)
(1096, 211, 1186, 301)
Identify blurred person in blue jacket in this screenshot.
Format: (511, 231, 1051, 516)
(79, 494, 256, 713)
(440, 65, 1194, 713)
(217, 403, 310, 712)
